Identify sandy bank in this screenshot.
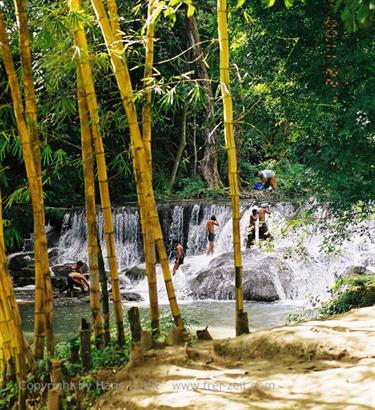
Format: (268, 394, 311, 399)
(94, 306, 375, 410)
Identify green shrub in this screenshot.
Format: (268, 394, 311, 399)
(286, 275, 375, 324)
(0, 381, 18, 410)
(319, 275, 375, 316)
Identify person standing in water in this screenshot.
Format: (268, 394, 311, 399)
(172, 240, 185, 276)
(246, 207, 259, 248)
(258, 203, 272, 240)
(207, 215, 219, 255)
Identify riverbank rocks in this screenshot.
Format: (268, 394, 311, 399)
(122, 292, 143, 302)
(123, 265, 146, 283)
(189, 251, 295, 302)
(340, 265, 374, 277)
(8, 248, 63, 287)
(8, 252, 35, 287)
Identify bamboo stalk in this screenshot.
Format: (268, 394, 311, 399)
(69, 0, 125, 345)
(77, 68, 103, 345)
(106, 0, 159, 335)
(217, 0, 249, 336)
(90, 0, 185, 331)
(0, 191, 28, 408)
(14, 0, 54, 356)
(97, 235, 110, 345)
(0, 10, 49, 358)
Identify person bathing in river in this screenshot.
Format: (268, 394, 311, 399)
(256, 169, 278, 191)
(60, 261, 90, 294)
(172, 240, 185, 276)
(207, 215, 219, 255)
(246, 207, 259, 248)
(258, 203, 273, 241)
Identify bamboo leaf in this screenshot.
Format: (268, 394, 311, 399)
(187, 5, 195, 17)
(266, 0, 276, 7)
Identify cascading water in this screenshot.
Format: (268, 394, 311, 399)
(58, 201, 375, 304)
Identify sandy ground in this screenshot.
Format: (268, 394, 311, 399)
(94, 307, 375, 410)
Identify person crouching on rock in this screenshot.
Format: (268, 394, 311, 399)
(60, 261, 90, 294)
(172, 240, 185, 276)
(256, 169, 278, 191)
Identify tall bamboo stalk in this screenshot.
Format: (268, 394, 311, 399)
(141, 0, 159, 334)
(98, 235, 110, 345)
(0, 189, 28, 408)
(69, 0, 125, 345)
(0, 11, 49, 358)
(106, 0, 159, 335)
(217, 0, 249, 336)
(90, 0, 185, 331)
(14, 0, 54, 356)
(77, 68, 103, 344)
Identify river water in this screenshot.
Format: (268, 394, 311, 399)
(15, 201, 375, 341)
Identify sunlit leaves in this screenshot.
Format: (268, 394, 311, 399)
(236, 0, 247, 8)
(266, 0, 374, 31)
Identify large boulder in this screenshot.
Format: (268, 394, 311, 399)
(9, 248, 63, 287)
(123, 265, 146, 284)
(188, 251, 295, 302)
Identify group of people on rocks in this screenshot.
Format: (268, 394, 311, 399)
(172, 169, 277, 275)
(62, 169, 277, 288)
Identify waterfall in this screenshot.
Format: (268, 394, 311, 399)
(57, 201, 375, 302)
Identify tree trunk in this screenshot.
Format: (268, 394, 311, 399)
(217, 0, 249, 336)
(186, 13, 221, 189)
(70, 0, 125, 345)
(170, 104, 188, 188)
(90, 0, 186, 333)
(77, 68, 103, 345)
(192, 112, 198, 175)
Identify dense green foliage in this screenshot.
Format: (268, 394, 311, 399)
(286, 274, 375, 323)
(1, 0, 374, 250)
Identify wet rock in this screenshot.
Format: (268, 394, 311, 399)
(340, 265, 374, 277)
(189, 251, 295, 302)
(8, 252, 35, 287)
(48, 248, 60, 266)
(122, 292, 143, 302)
(124, 265, 146, 284)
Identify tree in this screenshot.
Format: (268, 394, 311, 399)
(186, 12, 222, 189)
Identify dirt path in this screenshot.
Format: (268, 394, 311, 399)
(94, 307, 375, 409)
